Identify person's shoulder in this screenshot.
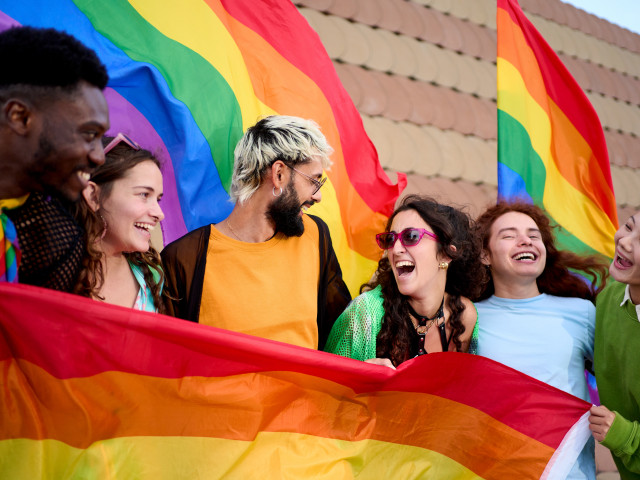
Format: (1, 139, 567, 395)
(460, 296, 478, 326)
(345, 285, 383, 309)
(306, 214, 327, 228)
(303, 214, 329, 247)
(544, 294, 592, 307)
(595, 281, 626, 311)
(473, 295, 495, 310)
(599, 280, 626, 299)
(161, 225, 212, 265)
(163, 225, 210, 252)
(359, 284, 383, 301)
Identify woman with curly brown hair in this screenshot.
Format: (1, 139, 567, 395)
(474, 200, 609, 480)
(325, 195, 487, 367)
(73, 134, 166, 313)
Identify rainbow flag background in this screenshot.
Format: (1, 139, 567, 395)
(0, 283, 591, 479)
(497, 0, 618, 258)
(0, 0, 406, 294)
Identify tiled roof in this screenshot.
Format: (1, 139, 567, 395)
(296, 0, 640, 222)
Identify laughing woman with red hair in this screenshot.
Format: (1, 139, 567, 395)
(474, 201, 608, 480)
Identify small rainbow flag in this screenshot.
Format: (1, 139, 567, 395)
(496, 0, 618, 258)
(1, 282, 592, 479)
(0, 0, 406, 294)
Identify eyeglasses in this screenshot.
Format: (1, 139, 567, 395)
(376, 228, 439, 250)
(104, 133, 141, 154)
(286, 164, 327, 195)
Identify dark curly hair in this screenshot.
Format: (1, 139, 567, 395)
(72, 137, 166, 313)
(368, 195, 488, 366)
(0, 26, 108, 104)
(474, 200, 609, 302)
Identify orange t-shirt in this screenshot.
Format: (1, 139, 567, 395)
(199, 215, 320, 349)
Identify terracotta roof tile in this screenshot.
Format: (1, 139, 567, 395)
(356, 70, 386, 117)
(357, 23, 395, 71)
(361, 115, 393, 167)
(415, 5, 445, 45)
(448, 91, 478, 136)
(432, 130, 465, 179)
(396, 1, 426, 39)
(406, 80, 439, 126)
(333, 63, 364, 109)
(375, 0, 403, 33)
(350, 0, 382, 26)
(431, 45, 460, 88)
(620, 134, 640, 169)
(338, 16, 371, 65)
(474, 99, 497, 140)
(563, 3, 582, 30)
(439, 14, 466, 52)
(455, 55, 480, 95)
(298, 9, 346, 59)
(605, 130, 628, 168)
(372, 72, 413, 122)
(412, 40, 441, 83)
(403, 123, 442, 176)
(295, 0, 334, 12)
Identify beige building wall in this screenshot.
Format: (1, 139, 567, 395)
(295, 0, 640, 225)
(295, 1, 640, 477)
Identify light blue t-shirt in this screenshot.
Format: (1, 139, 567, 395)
(476, 294, 595, 480)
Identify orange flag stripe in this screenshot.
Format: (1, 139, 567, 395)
(2, 358, 553, 478)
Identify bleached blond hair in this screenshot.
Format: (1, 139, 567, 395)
(230, 115, 333, 204)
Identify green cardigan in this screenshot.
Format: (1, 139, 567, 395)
(596, 281, 640, 479)
(325, 285, 478, 360)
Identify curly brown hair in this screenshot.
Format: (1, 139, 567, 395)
(474, 200, 609, 302)
(368, 195, 488, 366)
(72, 138, 166, 313)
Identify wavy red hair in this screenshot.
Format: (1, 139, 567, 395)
(474, 201, 608, 302)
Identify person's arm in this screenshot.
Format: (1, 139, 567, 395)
(324, 297, 361, 360)
(160, 240, 189, 319)
(310, 215, 351, 349)
(459, 297, 478, 353)
(590, 405, 640, 473)
(160, 226, 209, 321)
(324, 292, 379, 361)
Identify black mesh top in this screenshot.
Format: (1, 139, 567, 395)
(6, 192, 84, 292)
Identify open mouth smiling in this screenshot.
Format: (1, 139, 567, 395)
(513, 252, 537, 262)
(134, 222, 155, 233)
(615, 252, 633, 268)
(395, 260, 415, 275)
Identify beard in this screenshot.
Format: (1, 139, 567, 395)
(266, 180, 306, 237)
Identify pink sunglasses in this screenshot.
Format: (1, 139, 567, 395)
(104, 133, 141, 154)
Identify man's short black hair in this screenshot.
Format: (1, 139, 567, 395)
(0, 26, 108, 91)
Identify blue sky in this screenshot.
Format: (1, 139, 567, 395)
(562, 0, 640, 34)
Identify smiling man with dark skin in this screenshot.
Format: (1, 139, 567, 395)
(0, 26, 110, 289)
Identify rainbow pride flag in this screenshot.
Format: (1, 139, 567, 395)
(0, 0, 406, 294)
(1, 283, 591, 479)
(497, 0, 618, 258)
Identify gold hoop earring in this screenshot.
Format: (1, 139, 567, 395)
(438, 262, 449, 270)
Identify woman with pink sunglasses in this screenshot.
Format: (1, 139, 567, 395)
(325, 195, 487, 367)
(73, 133, 166, 313)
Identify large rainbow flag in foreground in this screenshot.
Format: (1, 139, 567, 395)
(496, 0, 618, 258)
(0, 0, 406, 294)
(0, 283, 591, 479)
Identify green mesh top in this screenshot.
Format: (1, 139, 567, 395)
(324, 285, 478, 360)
